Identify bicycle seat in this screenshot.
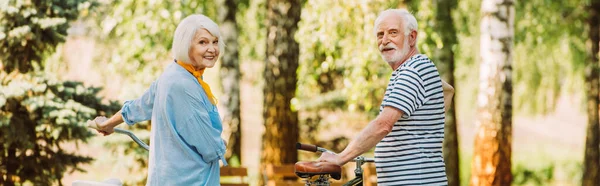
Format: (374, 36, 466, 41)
(294, 161, 342, 180)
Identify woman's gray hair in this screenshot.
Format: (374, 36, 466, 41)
(374, 9, 418, 36)
(172, 14, 225, 64)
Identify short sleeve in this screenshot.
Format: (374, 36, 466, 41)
(382, 68, 426, 118)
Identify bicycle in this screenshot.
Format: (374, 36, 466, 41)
(295, 143, 375, 186)
(71, 120, 150, 186)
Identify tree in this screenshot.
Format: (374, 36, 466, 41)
(0, 0, 91, 73)
(470, 0, 514, 185)
(0, 76, 121, 185)
(0, 1, 120, 185)
(582, 1, 600, 185)
(261, 0, 302, 179)
(432, 0, 460, 185)
(412, 1, 460, 184)
(217, 0, 243, 164)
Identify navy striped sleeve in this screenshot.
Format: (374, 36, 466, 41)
(382, 67, 425, 118)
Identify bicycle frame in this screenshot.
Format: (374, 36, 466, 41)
(343, 156, 369, 186)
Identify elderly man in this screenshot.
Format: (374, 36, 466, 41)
(317, 9, 452, 185)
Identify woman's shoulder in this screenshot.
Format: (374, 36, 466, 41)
(157, 63, 198, 91)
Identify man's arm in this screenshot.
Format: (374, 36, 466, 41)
(441, 80, 454, 112)
(319, 107, 404, 165)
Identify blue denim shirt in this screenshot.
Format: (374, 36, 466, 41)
(120, 62, 227, 185)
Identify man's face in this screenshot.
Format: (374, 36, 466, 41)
(376, 14, 409, 64)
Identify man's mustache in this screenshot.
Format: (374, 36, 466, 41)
(379, 43, 398, 51)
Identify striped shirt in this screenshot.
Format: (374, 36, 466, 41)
(375, 54, 448, 185)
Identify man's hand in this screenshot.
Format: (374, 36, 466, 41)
(94, 116, 114, 136)
(317, 151, 344, 166)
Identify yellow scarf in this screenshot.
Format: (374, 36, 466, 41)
(176, 60, 217, 105)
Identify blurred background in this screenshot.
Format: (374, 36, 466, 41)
(0, 0, 597, 186)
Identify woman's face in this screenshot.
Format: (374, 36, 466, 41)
(189, 28, 220, 69)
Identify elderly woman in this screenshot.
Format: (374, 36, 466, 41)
(92, 14, 227, 185)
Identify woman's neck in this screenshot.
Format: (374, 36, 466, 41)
(190, 62, 205, 71)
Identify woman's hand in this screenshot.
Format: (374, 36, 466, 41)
(94, 116, 115, 136)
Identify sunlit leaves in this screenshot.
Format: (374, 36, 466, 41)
(0, 0, 94, 73)
(0, 1, 121, 184)
(87, 0, 218, 99)
(450, 0, 586, 115)
(512, 0, 586, 114)
(297, 0, 397, 116)
(0, 71, 121, 184)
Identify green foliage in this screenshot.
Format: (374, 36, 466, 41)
(296, 0, 400, 115)
(451, 0, 483, 116)
(512, 0, 586, 114)
(0, 72, 121, 185)
(0, 0, 95, 73)
(0, 0, 122, 185)
(442, 0, 588, 115)
(237, 0, 266, 63)
(86, 0, 218, 99)
(513, 164, 555, 186)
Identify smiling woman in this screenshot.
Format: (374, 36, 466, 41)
(188, 29, 220, 69)
(89, 14, 228, 185)
(172, 14, 225, 69)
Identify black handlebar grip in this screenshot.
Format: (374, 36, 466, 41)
(296, 143, 318, 152)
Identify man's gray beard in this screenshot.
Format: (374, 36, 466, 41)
(382, 46, 409, 66)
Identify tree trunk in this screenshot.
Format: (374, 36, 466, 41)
(582, 1, 600, 185)
(261, 0, 302, 183)
(433, 0, 460, 185)
(470, 0, 514, 186)
(5, 144, 16, 186)
(217, 0, 242, 165)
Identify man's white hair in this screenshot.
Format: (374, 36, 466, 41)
(374, 9, 418, 36)
(172, 14, 225, 64)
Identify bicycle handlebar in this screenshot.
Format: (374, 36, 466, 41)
(87, 120, 150, 151)
(296, 143, 318, 152)
(113, 128, 149, 151)
(296, 143, 333, 153)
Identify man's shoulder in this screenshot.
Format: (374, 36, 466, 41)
(402, 54, 433, 69)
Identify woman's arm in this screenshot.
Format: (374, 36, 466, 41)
(442, 80, 455, 112)
(93, 81, 157, 136)
(94, 110, 125, 135)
